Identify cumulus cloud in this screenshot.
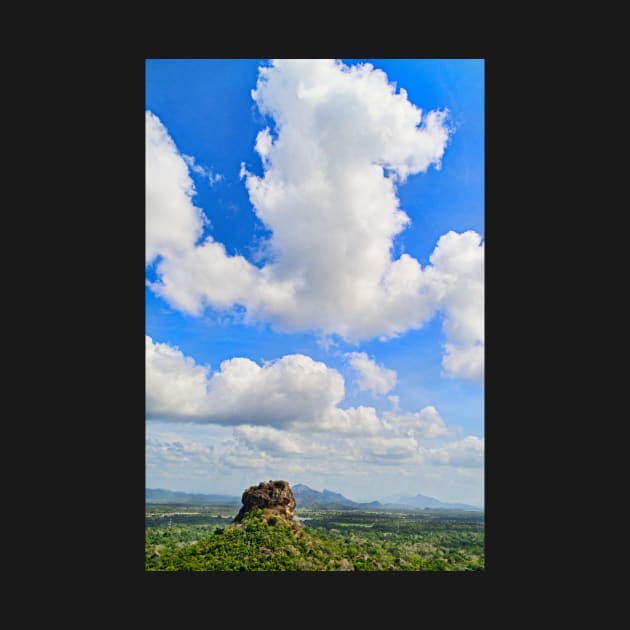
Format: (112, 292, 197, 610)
(442, 343, 484, 383)
(382, 405, 451, 439)
(145, 60, 483, 375)
(345, 352, 397, 395)
(426, 230, 484, 382)
(146, 338, 482, 479)
(423, 436, 484, 468)
(237, 58, 452, 340)
(146, 336, 380, 434)
(204, 353, 345, 428)
(145, 335, 210, 417)
(148, 239, 268, 316)
(145, 111, 205, 265)
(146, 336, 478, 448)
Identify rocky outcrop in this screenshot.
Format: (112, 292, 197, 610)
(233, 480, 296, 523)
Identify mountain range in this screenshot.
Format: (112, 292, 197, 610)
(380, 493, 482, 511)
(146, 485, 482, 511)
(291, 483, 381, 509)
(293, 485, 481, 511)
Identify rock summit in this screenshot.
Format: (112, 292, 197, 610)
(233, 480, 296, 523)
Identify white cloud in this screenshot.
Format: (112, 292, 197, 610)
(148, 239, 265, 315)
(426, 230, 484, 382)
(205, 354, 344, 428)
(361, 435, 420, 460)
(423, 436, 484, 468)
(146, 336, 380, 434)
(442, 342, 484, 383)
(146, 61, 485, 373)
(316, 405, 382, 435)
(233, 425, 305, 455)
(220, 450, 274, 470)
(237, 58, 451, 340)
(250, 60, 450, 184)
(345, 351, 397, 395)
(145, 335, 210, 418)
(383, 405, 451, 439)
(146, 434, 215, 465)
(146, 337, 481, 450)
(145, 111, 205, 265)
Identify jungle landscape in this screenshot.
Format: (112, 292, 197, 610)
(145, 480, 484, 571)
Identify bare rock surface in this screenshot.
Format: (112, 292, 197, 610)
(233, 480, 296, 523)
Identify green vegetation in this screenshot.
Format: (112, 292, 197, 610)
(145, 503, 484, 571)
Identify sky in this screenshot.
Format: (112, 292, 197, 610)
(145, 58, 484, 507)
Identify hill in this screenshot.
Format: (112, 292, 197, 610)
(147, 506, 356, 571)
(381, 493, 481, 511)
(291, 484, 480, 511)
(292, 483, 382, 509)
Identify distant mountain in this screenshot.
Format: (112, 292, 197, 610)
(292, 483, 381, 509)
(292, 484, 481, 511)
(146, 486, 482, 511)
(146, 488, 240, 505)
(381, 493, 482, 511)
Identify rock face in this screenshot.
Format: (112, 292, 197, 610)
(233, 480, 296, 523)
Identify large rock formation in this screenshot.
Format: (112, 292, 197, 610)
(233, 480, 296, 523)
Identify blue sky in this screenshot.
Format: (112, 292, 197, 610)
(145, 59, 484, 506)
